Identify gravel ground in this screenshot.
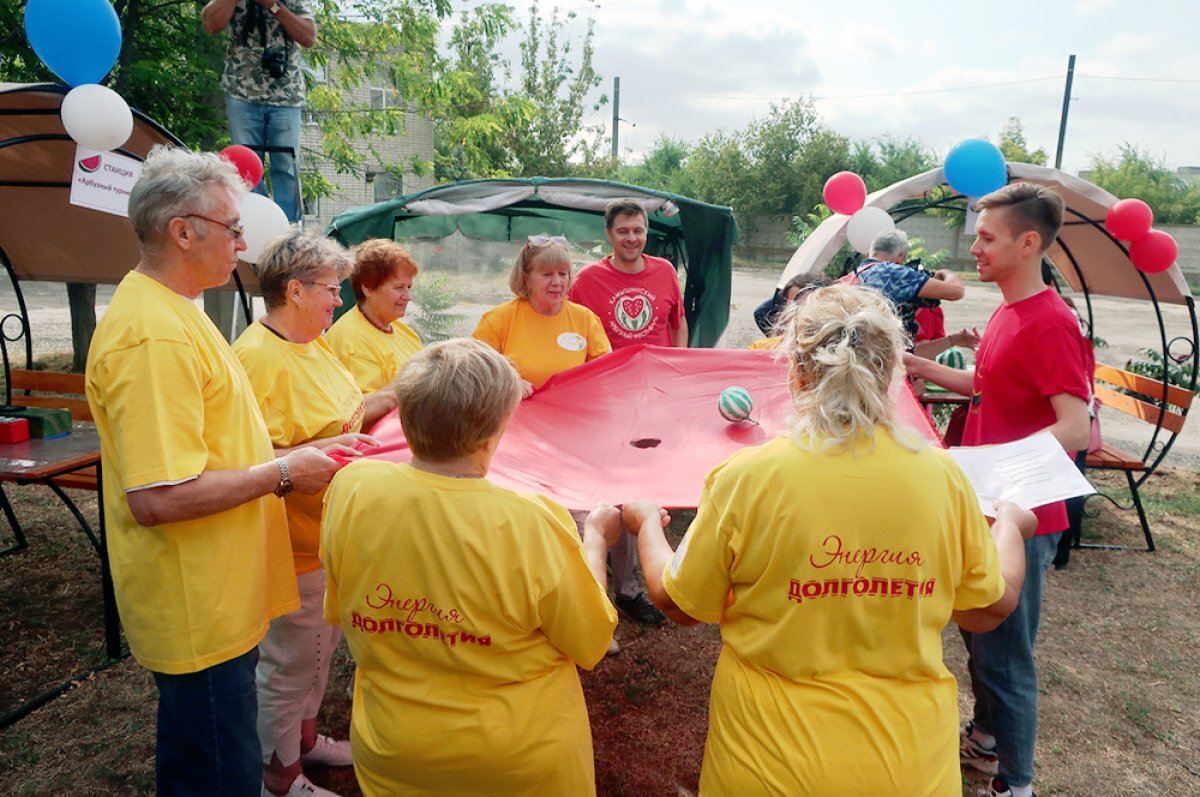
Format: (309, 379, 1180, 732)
(2, 267, 1195, 470)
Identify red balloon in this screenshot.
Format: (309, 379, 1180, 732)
(1105, 198, 1153, 241)
(220, 144, 264, 188)
(1129, 229, 1178, 274)
(823, 171, 867, 215)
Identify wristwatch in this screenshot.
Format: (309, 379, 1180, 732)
(268, 2, 282, 15)
(274, 457, 293, 497)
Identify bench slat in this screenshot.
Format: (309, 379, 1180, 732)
(1086, 442, 1144, 470)
(1094, 363, 1195, 410)
(10, 370, 86, 396)
(49, 466, 99, 491)
(1094, 384, 1186, 435)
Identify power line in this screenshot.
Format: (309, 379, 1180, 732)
(1076, 73, 1200, 85)
(621, 75, 1062, 103)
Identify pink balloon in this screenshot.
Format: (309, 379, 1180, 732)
(823, 171, 867, 215)
(1105, 198, 1154, 241)
(1129, 229, 1178, 274)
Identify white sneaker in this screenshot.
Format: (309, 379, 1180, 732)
(606, 637, 621, 656)
(263, 773, 342, 797)
(299, 734, 354, 768)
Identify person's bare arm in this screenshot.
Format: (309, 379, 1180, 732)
(917, 270, 966, 301)
(904, 351, 975, 397)
(1046, 392, 1091, 452)
(582, 504, 624, 592)
(952, 500, 1036, 633)
(911, 328, 981, 360)
(264, 0, 317, 48)
(361, 389, 397, 428)
(623, 500, 698, 626)
(202, 0, 238, 33)
(125, 446, 338, 527)
(671, 315, 690, 348)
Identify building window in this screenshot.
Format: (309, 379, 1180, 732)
(302, 108, 319, 126)
(305, 60, 327, 85)
(302, 193, 320, 219)
(369, 86, 397, 110)
(369, 170, 403, 203)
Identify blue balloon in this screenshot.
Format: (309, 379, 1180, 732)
(943, 138, 1008, 198)
(24, 0, 122, 87)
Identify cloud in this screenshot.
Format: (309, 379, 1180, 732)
(1073, 0, 1117, 14)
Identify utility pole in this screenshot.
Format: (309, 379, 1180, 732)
(1054, 54, 1076, 171)
(611, 76, 620, 158)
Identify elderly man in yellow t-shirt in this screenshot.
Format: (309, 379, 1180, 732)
(85, 146, 339, 797)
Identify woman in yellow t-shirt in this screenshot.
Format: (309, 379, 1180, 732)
(473, 235, 611, 396)
(232, 231, 378, 797)
(321, 338, 623, 796)
(623, 284, 1038, 796)
(326, 238, 423, 428)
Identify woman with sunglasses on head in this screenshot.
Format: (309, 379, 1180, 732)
(326, 239, 424, 428)
(472, 235, 611, 397)
(233, 229, 380, 797)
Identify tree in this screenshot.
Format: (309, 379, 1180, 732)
(507, 0, 606, 176)
(997, 116, 1047, 166)
(1089, 145, 1200, 224)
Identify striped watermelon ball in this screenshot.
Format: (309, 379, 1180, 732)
(937, 346, 967, 370)
(719, 386, 754, 422)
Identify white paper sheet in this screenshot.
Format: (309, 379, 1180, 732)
(947, 431, 1095, 517)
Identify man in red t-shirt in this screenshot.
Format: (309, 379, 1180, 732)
(569, 199, 688, 349)
(905, 183, 1090, 797)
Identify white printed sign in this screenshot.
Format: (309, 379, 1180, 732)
(69, 145, 142, 217)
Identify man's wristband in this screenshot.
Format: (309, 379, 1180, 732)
(268, 2, 282, 15)
(273, 457, 293, 497)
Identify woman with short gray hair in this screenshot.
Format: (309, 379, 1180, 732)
(233, 228, 378, 797)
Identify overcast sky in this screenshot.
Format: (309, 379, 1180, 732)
(461, 0, 1198, 175)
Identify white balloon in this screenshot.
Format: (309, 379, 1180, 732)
(60, 84, 133, 152)
(845, 206, 896, 255)
(239, 192, 291, 264)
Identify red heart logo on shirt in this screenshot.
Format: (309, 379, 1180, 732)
(620, 297, 645, 318)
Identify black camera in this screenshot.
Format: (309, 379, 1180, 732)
(262, 46, 288, 79)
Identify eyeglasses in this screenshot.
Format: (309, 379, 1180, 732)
(527, 234, 568, 247)
(304, 281, 343, 298)
(181, 214, 245, 240)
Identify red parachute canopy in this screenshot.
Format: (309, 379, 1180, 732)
(365, 345, 941, 509)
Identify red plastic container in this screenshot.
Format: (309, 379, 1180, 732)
(0, 417, 30, 443)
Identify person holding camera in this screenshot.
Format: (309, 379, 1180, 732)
(203, 0, 316, 223)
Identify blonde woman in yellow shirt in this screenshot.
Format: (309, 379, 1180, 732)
(233, 230, 379, 797)
(624, 283, 1038, 797)
(326, 238, 423, 428)
(322, 338, 623, 796)
(473, 235, 611, 396)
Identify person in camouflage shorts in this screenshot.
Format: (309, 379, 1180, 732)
(203, 0, 316, 222)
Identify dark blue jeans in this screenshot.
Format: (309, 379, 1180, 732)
(152, 647, 261, 797)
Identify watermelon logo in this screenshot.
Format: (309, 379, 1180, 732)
(614, 293, 652, 333)
(936, 346, 967, 370)
(79, 155, 102, 173)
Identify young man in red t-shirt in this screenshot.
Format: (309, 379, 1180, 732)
(905, 183, 1090, 797)
(566, 199, 681, 631)
(569, 199, 688, 349)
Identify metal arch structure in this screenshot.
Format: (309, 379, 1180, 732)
(0, 82, 254, 380)
(778, 163, 1198, 505)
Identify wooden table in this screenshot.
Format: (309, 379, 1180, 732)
(0, 427, 121, 662)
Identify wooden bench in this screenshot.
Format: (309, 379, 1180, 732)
(6, 369, 97, 491)
(1084, 363, 1194, 551)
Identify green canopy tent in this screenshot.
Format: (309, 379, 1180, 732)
(325, 177, 739, 347)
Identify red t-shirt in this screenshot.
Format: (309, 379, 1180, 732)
(962, 288, 1092, 535)
(568, 255, 684, 349)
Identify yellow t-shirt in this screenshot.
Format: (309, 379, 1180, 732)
(84, 271, 297, 675)
(472, 298, 610, 388)
(325, 305, 422, 394)
(321, 460, 618, 797)
(663, 431, 1003, 797)
(746, 335, 781, 350)
(233, 322, 364, 574)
